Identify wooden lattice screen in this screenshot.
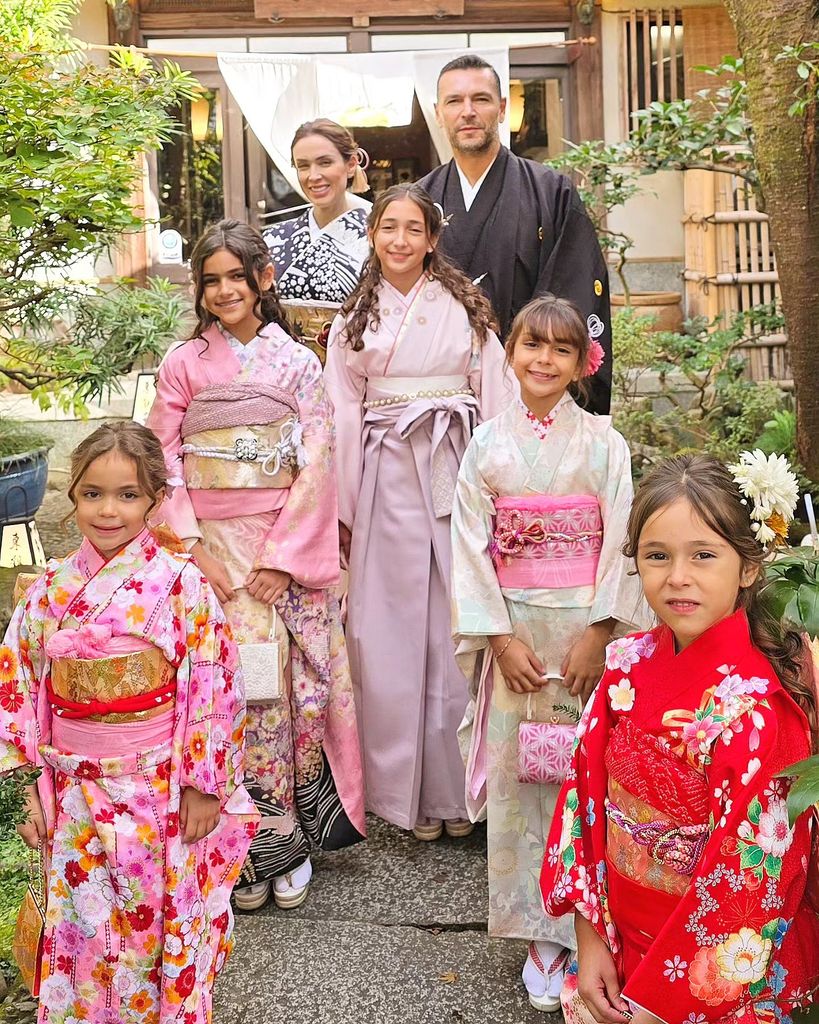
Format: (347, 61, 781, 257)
(683, 167, 787, 383)
(622, 8, 685, 136)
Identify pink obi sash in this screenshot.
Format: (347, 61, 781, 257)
(491, 495, 602, 589)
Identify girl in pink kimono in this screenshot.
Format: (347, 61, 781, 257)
(323, 184, 513, 841)
(450, 296, 645, 1012)
(0, 421, 258, 1024)
(148, 219, 365, 914)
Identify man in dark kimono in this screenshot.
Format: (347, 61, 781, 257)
(418, 54, 612, 414)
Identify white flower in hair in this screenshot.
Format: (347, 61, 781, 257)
(728, 449, 799, 547)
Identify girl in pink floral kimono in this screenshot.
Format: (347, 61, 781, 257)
(0, 421, 258, 1024)
(148, 219, 365, 914)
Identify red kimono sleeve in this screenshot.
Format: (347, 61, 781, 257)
(623, 693, 815, 1019)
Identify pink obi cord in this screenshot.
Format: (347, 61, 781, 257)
(491, 495, 602, 589)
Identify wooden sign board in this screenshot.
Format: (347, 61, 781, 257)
(255, 0, 464, 18)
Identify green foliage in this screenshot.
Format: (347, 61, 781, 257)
(760, 552, 819, 639)
(612, 305, 793, 477)
(777, 753, 819, 827)
(0, 767, 40, 989)
(0, 420, 54, 460)
(631, 56, 754, 183)
(0, 0, 197, 410)
(2, 278, 191, 414)
(760, 554, 819, 827)
(776, 42, 819, 118)
(547, 56, 757, 295)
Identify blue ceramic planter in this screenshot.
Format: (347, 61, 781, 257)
(0, 448, 50, 523)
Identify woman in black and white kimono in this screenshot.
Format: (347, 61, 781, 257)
(264, 119, 371, 361)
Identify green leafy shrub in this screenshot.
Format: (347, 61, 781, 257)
(0, 422, 54, 460)
(612, 305, 798, 479)
(0, 0, 197, 413)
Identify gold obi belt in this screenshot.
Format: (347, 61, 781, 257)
(49, 648, 176, 724)
(180, 381, 305, 490)
(281, 299, 341, 366)
(181, 419, 302, 489)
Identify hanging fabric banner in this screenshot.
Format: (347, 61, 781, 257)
(218, 47, 510, 194)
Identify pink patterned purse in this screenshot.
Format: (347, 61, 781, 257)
(517, 681, 582, 786)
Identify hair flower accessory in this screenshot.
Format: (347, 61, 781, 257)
(584, 338, 605, 377)
(728, 449, 799, 547)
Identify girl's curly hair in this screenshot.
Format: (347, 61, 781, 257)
(339, 183, 497, 351)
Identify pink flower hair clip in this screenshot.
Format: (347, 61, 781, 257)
(584, 338, 605, 377)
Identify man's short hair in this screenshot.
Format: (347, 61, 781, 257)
(436, 54, 502, 99)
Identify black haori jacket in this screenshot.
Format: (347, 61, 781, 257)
(419, 146, 612, 415)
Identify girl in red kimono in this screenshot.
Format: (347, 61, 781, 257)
(541, 452, 819, 1022)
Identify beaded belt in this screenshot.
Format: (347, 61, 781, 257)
(606, 800, 710, 875)
(364, 385, 474, 410)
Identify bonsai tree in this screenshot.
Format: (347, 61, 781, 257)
(0, 0, 195, 413)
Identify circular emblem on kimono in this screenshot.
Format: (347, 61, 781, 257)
(587, 313, 605, 339)
(594, 279, 603, 296)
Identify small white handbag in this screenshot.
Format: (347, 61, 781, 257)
(238, 607, 289, 704)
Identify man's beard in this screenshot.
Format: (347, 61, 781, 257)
(451, 122, 499, 156)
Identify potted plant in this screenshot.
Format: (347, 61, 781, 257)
(0, 421, 54, 526)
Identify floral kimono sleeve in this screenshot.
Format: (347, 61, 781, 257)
(147, 350, 203, 547)
(0, 578, 51, 771)
(589, 429, 645, 630)
(252, 356, 340, 589)
(623, 693, 813, 1019)
(451, 435, 513, 640)
(174, 563, 248, 800)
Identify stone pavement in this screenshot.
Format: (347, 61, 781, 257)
(29, 490, 563, 1024)
(215, 817, 561, 1024)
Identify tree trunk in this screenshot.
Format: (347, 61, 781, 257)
(724, 0, 819, 481)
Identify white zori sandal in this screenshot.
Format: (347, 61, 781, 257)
(522, 941, 571, 1012)
(273, 856, 313, 909)
(233, 880, 271, 912)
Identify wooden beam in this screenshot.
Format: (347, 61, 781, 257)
(570, 1, 603, 142)
(255, 0, 463, 18)
(136, 0, 571, 32)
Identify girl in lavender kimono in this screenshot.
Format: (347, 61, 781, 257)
(148, 219, 366, 914)
(323, 183, 513, 841)
(450, 296, 646, 1011)
(0, 421, 258, 1024)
